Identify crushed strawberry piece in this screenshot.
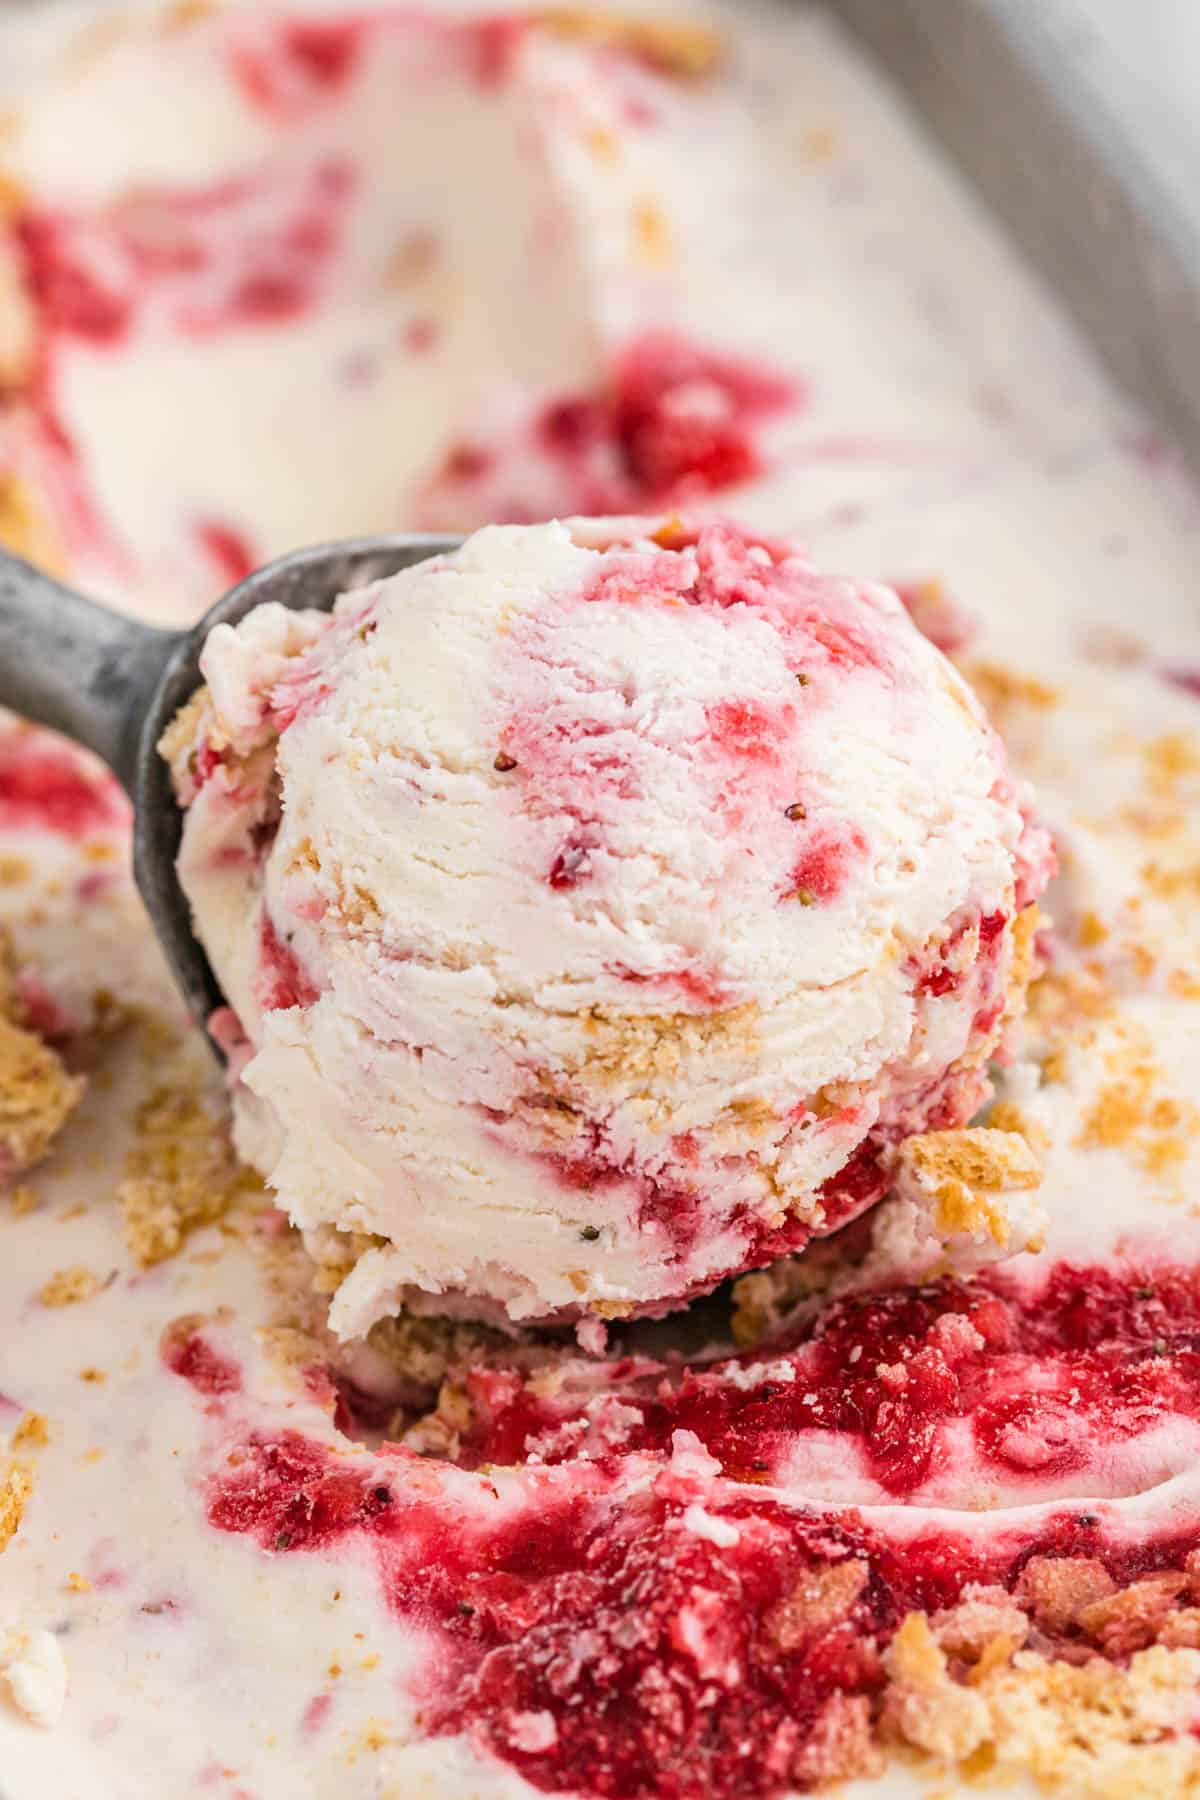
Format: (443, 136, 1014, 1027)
(253, 913, 320, 1012)
(162, 1327, 241, 1396)
(205, 1414, 1200, 1799)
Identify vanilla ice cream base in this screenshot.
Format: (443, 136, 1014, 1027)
(3, 4, 1200, 1798)
(171, 518, 1036, 1326)
(1, 9, 670, 620)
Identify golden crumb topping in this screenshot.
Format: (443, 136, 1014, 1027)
(12, 1413, 48, 1451)
(581, 1001, 762, 1087)
(119, 1081, 262, 1266)
(0, 932, 84, 1180)
(365, 1312, 506, 1403)
(0, 472, 64, 573)
(966, 661, 1062, 721)
(156, 686, 218, 803)
(764, 1558, 868, 1654)
(38, 1265, 101, 1308)
(0, 1460, 32, 1552)
(1016, 1556, 1116, 1634)
(730, 1230, 862, 1348)
(1073, 1034, 1200, 1189)
(0, 221, 36, 394)
(534, 8, 725, 79)
(980, 1647, 1200, 1795)
(896, 1126, 1042, 1248)
(999, 902, 1043, 1037)
(883, 1612, 992, 1761)
(877, 1558, 1200, 1792)
(1142, 732, 1200, 798)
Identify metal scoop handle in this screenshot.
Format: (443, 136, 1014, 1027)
(0, 553, 177, 793)
(0, 535, 460, 1039)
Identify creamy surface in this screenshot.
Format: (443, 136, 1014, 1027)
(2, 4, 1200, 1799)
(167, 515, 1046, 1327)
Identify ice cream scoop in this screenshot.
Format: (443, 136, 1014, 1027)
(0, 535, 460, 1036)
(160, 516, 1053, 1332)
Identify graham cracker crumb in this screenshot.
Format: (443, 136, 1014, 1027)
(309, 1229, 387, 1297)
(789, 1693, 882, 1786)
(0, 168, 25, 218)
(165, 0, 216, 26)
(632, 197, 672, 266)
(0, 470, 62, 574)
(1074, 1044, 1199, 1180)
(9, 1184, 38, 1216)
(1077, 1572, 1190, 1659)
(0, 932, 85, 1182)
(983, 1644, 1200, 1794)
(119, 1081, 262, 1266)
(585, 123, 619, 163)
(1142, 732, 1200, 798)
(651, 514, 688, 549)
(1077, 909, 1110, 949)
(0, 1460, 32, 1551)
(932, 1584, 1028, 1663)
(0, 222, 37, 392)
(1016, 1556, 1116, 1634)
(1141, 857, 1200, 902)
(38, 1265, 100, 1308)
(986, 1099, 1050, 1152)
(1028, 964, 1114, 1033)
(801, 125, 839, 162)
(896, 1127, 1042, 1248)
(405, 1377, 477, 1460)
(155, 686, 217, 803)
(534, 9, 726, 79)
(1157, 1610, 1200, 1651)
(382, 230, 439, 291)
(0, 855, 31, 888)
(999, 902, 1043, 1038)
(66, 1572, 91, 1594)
(731, 1231, 860, 1347)
(579, 1001, 761, 1089)
(967, 661, 1061, 719)
(364, 1312, 505, 1407)
(882, 1612, 990, 1761)
(764, 1558, 867, 1652)
(882, 1551, 1200, 1784)
(967, 1633, 1023, 1687)
(12, 1413, 48, 1451)
(591, 1299, 634, 1321)
(255, 1322, 327, 1376)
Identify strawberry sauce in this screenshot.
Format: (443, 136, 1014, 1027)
(156, 1239, 1200, 1797)
(254, 913, 320, 1012)
(443, 1261, 1200, 1500)
(0, 730, 128, 839)
(197, 1289, 1200, 1800)
(428, 331, 800, 519)
(162, 1329, 242, 1397)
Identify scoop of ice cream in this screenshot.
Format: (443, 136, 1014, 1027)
(163, 516, 1052, 1331)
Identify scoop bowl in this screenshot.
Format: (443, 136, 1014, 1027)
(0, 536, 461, 1045)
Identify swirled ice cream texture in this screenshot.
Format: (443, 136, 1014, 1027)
(164, 516, 1051, 1329)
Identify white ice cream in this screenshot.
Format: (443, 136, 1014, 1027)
(165, 514, 1050, 1329)
(0, 6, 676, 621)
(5, 6, 1200, 1800)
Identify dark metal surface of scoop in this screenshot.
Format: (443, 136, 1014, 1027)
(0, 536, 461, 1047)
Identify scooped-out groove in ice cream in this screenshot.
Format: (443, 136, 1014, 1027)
(162, 515, 1053, 1331)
